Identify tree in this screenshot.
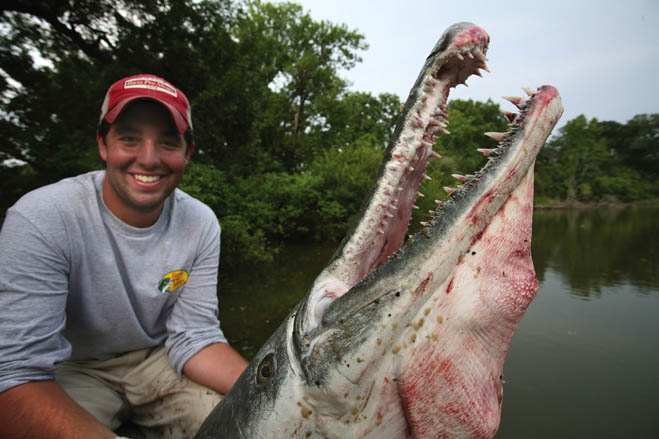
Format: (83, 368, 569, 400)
(537, 115, 609, 202)
(234, 1, 367, 171)
(0, 0, 237, 189)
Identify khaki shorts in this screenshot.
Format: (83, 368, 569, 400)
(55, 345, 222, 439)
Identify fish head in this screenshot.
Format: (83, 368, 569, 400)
(196, 22, 562, 439)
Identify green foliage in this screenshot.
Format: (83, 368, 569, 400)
(309, 137, 386, 235)
(536, 114, 659, 203)
(1, 0, 658, 265)
(410, 99, 508, 228)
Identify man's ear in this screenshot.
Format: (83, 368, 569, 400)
(185, 142, 195, 164)
(97, 131, 107, 162)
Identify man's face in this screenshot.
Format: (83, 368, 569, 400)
(98, 100, 193, 227)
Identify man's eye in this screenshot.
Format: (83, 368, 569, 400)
(161, 140, 181, 148)
(120, 136, 139, 143)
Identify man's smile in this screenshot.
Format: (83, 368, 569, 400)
(133, 174, 164, 184)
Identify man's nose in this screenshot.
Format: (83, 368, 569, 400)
(136, 139, 160, 167)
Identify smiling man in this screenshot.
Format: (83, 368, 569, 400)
(0, 74, 248, 438)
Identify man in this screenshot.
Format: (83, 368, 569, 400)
(0, 74, 248, 438)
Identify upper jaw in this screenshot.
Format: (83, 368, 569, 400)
(294, 23, 493, 340)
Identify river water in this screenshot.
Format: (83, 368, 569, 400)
(218, 206, 659, 438)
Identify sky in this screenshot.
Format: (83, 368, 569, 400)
(281, 0, 659, 129)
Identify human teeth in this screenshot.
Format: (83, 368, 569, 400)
(135, 174, 160, 183)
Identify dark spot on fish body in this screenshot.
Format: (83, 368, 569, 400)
(331, 342, 343, 361)
(395, 291, 400, 297)
(297, 401, 312, 419)
(446, 277, 454, 294)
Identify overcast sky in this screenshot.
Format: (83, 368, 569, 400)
(283, 0, 658, 129)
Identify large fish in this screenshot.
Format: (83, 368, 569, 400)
(196, 22, 563, 438)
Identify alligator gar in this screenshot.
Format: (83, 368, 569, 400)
(195, 22, 563, 438)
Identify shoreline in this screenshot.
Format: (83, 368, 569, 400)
(534, 200, 659, 210)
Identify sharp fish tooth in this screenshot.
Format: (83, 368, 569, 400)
(477, 148, 495, 156)
(502, 109, 516, 122)
(456, 53, 464, 61)
(481, 63, 491, 73)
(429, 151, 442, 159)
(452, 174, 466, 182)
(444, 187, 456, 195)
(502, 95, 525, 110)
(423, 174, 432, 181)
(522, 86, 536, 96)
(435, 200, 443, 206)
(484, 132, 506, 142)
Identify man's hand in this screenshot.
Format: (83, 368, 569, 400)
(0, 380, 116, 439)
(183, 342, 248, 395)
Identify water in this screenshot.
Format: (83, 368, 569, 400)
(217, 206, 659, 438)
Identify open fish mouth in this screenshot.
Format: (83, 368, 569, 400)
(195, 21, 563, 439)
(291, 22, 563, 437)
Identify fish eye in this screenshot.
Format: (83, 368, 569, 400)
(257, 353, 276, 384)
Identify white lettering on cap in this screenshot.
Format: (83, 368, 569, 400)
(124, 77, 177, 97)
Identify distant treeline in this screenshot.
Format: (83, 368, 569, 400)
(1, 1, 657, 265)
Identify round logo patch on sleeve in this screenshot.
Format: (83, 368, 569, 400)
(158, 270, 189, 294)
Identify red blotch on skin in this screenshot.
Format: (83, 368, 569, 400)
(446, 277, 454, 294)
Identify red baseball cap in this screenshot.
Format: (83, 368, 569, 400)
(99, 74, 192, 133)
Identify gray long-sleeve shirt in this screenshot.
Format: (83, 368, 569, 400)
(0, 171, 227, 393)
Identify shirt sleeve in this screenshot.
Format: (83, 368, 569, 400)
(165, 215, 228, 374)
(0, 209, 71, 393)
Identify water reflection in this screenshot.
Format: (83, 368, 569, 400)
(532, 206, 659, 298)
(218, 206, 659, 437)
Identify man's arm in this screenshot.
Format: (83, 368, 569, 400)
(0, 380, 116, 439)
(183, 342, 248, 395)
